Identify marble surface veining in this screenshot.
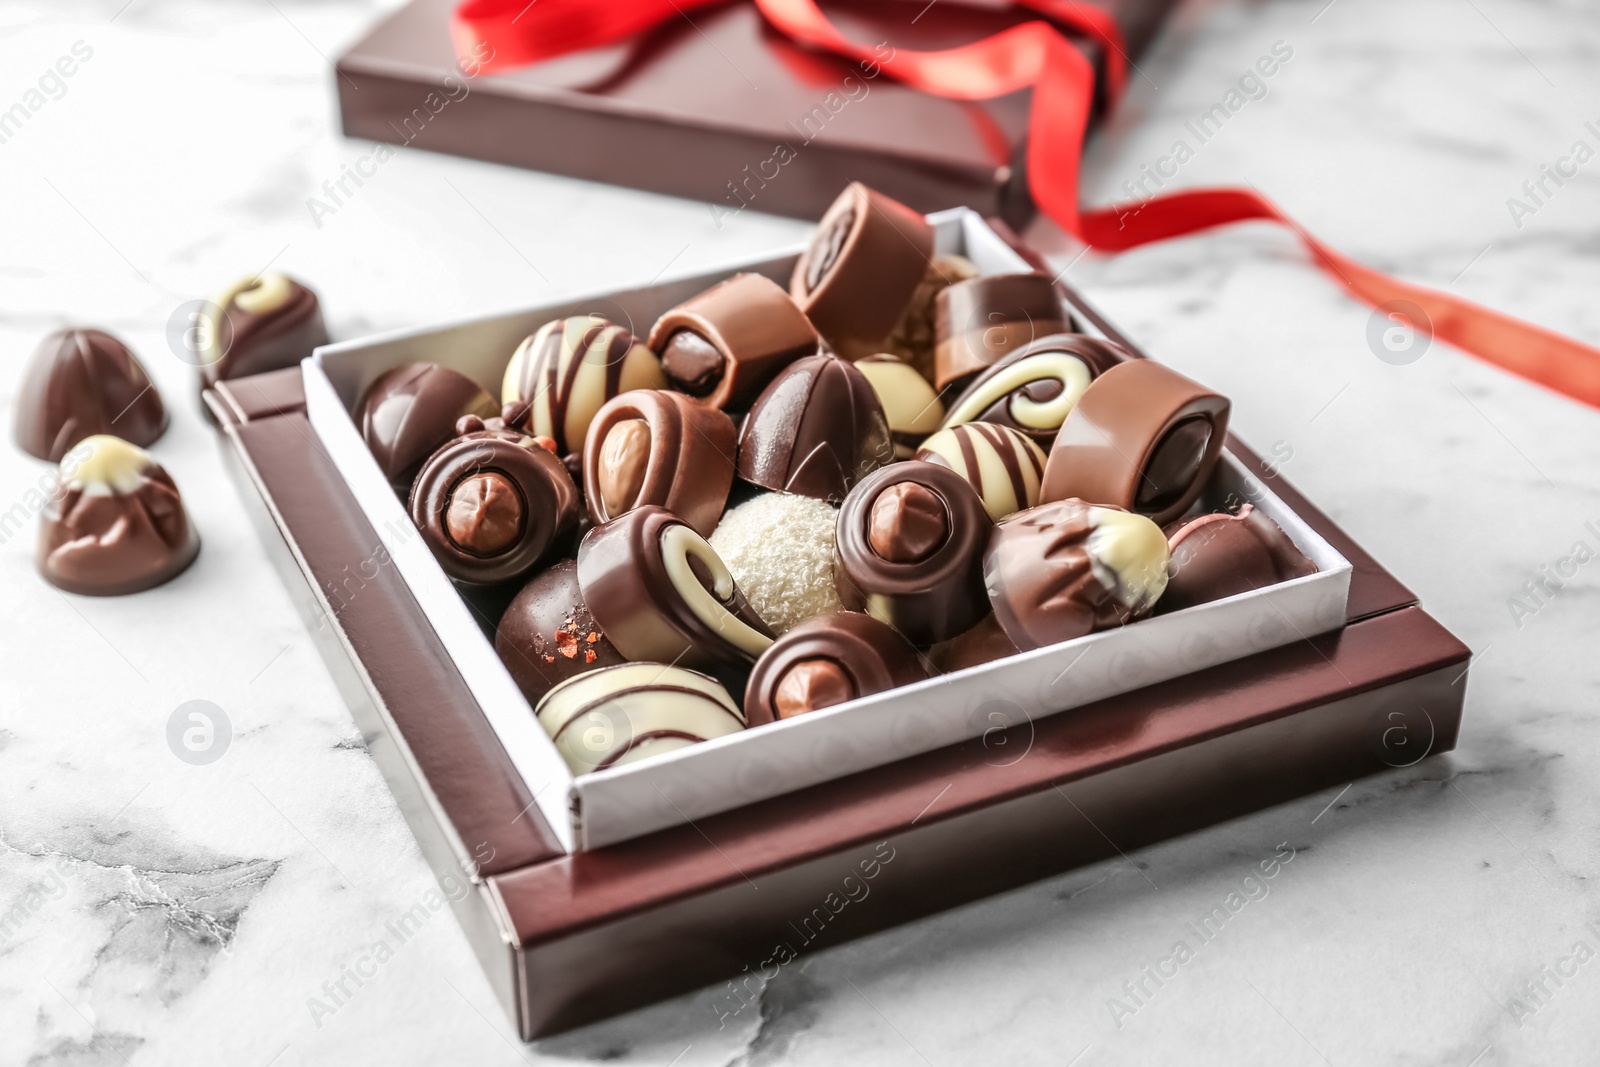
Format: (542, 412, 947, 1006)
(2, 0, 1598, 1063)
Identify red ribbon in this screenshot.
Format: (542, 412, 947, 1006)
(454, 0, 1600, 408)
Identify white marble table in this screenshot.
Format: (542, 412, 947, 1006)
(2, 1, 1597, 1063)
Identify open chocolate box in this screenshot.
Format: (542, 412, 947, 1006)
(209, 214, 1468, 1038)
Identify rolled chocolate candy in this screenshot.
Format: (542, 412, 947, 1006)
(880, 254, 981, 378)
(933, 273, 1077, 391)
(356, 362, 499, 492)
(736, 354, 893, 502)
(38, 435, 200, 596)
(939, 333, 1125, 449)
(744, 611, 931, 726)
(582, 389, 736, 537)
(1159, 504, 1317, 613)
(495, 560, 627, 704)
(855, 355, 944, 459)
(648, 273, 818, 410)
(790, 183, 936, 362)
(834, 461, 992, 645)
(14, 328, 167, 463)
(984, 499, 1169, 651)
(913, 423, 1046, 522)
(577, 505, 775, 671)
(409, 429, 579, 584)
(501, 315, 666, 458)
(197, 272, 328, 393)
(535, 663, 745, 774)
(1040, 360, 1231, 527)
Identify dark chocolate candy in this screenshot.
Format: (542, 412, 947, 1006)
(495, 559, 628, 704)
(410, 429, 579, 584)
(940, 333, 1125, 448)
(583, 389, 736, 537)
(501, 315, 665, 458)
(744, 611, 931, 726)
(356, 362, 499, 492)
(1040, 360, 1231, 526)
(648, 273, 818, 410)
(197, 272, 328, 394)
(577, 505, 775, 670)
(933, 273, 1078, 390)
(984, 499, 1169, 651)
(913, 422, 1046, 521)
(834, 461, 992, 645)
(736, 353, 893, 503)
(14, 328, 167, 463)
(790, 183, 935, 362)
(1159, 504, 1317, 613)
(535, 663, 745, 774)
(38, 435, 200, 596)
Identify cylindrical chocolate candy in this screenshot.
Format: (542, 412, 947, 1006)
(855, 354, 944, 459)
(577, 505, 775, 671)
(648, 273, 818, 410)
(582, 389, 737, 537)
(933, 273, 1077, 391)
(1040, 360, 1231, 527)
(197, 272, 329, 395)
(1159, 504, 1317, 613)
(409, 429, 579, 585)
(789, 183, 935, 362)
(984, 499, 1169, 651)
(736, 353, 893, 503)
(15, 328, 168, 463)
(535, 663, 745, 774)
(834, 461, 993, 645)
(939, 333, 1125, 449)
(914, 423, 1047, 522)
(744, 611, 931, 726)
(501, 315, 666, 458)
(495, 559, 628, 705)
(356, 362, 499, 493)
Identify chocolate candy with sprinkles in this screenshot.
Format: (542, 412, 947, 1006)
(913, 422, 1046, 522)
(535, 662, 745, 774)
(496, 559, 627, 704)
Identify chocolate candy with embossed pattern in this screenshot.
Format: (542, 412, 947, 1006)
(15, 328, 167, 462)
(736, 353, 892, 503)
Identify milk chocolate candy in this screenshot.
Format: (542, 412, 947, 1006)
(495, 560, 628, 704)
(744, 611, 931, 726)
(501, 316, 666, 458)
(535, 663, 745, 774)
(583, 390, 736, 537)
(933, 273, 1077, 390)
(577, 505, 775, 671)
(855, 355, 944, 459)
(984, 499, 1169, 651)
(410, 429, 579, 584)
(790, 183, 935, 362)
(1040, 360, 1231, 527)
(15, 328, 167, 463)
(736, 354, 893, 503)
(38, 435, 200, 596)
(834, 461, 992, 645)
(940, 333, 1125, 448)
(914, 423, 1046, 522)
(197, 272, 328, 393)
(356, 362, 498, 492)
(1160, 504, 1317, 613)
(648, 273, 818, 410)
(927, 613, 1020, 674)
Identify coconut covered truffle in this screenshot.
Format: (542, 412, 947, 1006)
(709, 492, 843, 635)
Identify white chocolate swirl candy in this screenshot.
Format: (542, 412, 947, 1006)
(659, 523, 775, 658)
(501, 315, 665, 455)
(535, 663, 745, 774)
(914, 423, 1046, 521)
(941, 349, 1093, 440)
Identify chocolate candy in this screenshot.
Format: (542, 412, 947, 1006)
(577, 505, 775, 670)
(14, 328, 167, 463)
(198, 272, 328, 393)
(1040, 360, 1231, 526)
(534, 663, 745, 774)
(495, 559, 627, 704)
(744, 611, 931, 726)
(736, 353, 893, 503)
(582, 389, 736, 537)
(834, 461, 992, 645)
(501, 315, 666, 458)
(648, 273, 818, 410)
(984, 499, 1169, 651)
(709, 492, 843, 636)
(927, 614, 1020, 674)
(855, 355, 944, 459)
(1160, 505, 1317, 613)
(940, 333, 1125, 448)
(410, 429, 579, 584)
(356, 362, 499, 492)
(38, 435, 200, 596)
(790, 183, 936, 362)
(933, 273, 1077, 391)
(913, 423, 1046, 521)
(881, 254, 981, 378)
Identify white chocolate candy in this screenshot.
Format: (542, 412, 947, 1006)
(1085, 505, 1170, 612)
(66, 435, 152, 496)
(855, 354, 944, 458)
(914, 423, 1046, 521)
(199, 271, 295, 366)
(535, 663, 745, 774)
(501, 316, 665, 455)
